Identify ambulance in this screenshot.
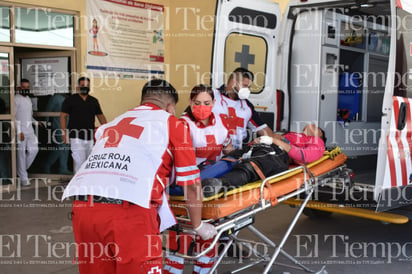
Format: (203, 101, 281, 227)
(211, 0, 412, 220)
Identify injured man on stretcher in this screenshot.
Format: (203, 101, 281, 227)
(169, 124, 326, 198)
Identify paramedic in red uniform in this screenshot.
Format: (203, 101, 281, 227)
(181, 84, 234, 164)
(165, 84, 234, 274)
(213, 67, 276, 149)
(62, 79, 217, 274)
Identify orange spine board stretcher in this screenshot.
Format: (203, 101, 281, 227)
(170, 150, 347, 220)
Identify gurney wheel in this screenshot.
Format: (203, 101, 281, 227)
(303, 208, 333, 218)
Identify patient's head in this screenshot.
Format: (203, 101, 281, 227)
(303, 124, 327, 144)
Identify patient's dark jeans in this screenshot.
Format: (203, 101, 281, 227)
(220, 144, 289, 188)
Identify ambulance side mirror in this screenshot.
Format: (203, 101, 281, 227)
(397, 102, 407, 131)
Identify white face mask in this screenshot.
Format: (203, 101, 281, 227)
(237, 87, 251, 100)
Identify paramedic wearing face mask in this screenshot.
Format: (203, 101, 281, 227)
(165, 85, 233, 274)
(62, 79, 216, 274)
(181, 84, 234, 165)
(14, 79, 39, 186)
(60, 77, 107, 172)
(213, 67, 276, 149)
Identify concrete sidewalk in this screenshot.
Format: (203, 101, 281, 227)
(1, 181, 412, 274)
(0, 180, 76, 274)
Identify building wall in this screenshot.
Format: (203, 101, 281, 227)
(4, 0, 290, 120)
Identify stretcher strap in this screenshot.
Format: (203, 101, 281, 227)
(250, 161, 266, 181)
(221, 156, 238, 162)
(256, 173, 278, 206)
(263, 180, 278, 206)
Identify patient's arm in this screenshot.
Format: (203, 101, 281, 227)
(287, 140, 325, 163)
(222, 142, 234, 155)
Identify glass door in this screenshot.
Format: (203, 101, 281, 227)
(15, 49, 76, 178)
(0, 46, 15, 189)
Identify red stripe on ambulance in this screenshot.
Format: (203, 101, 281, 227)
(387, 96, 412, 187)
(387, 135, 397, 187)
(394, 97, 407, 186)
(404, 98, 412, 185)
(388, 97, 400, 187)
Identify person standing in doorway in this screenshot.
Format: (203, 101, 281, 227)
(14, 79, 38, 186)
(42, 93, 71, 174)
(60, 77, 107, 173)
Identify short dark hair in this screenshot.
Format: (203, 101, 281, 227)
(78, 77, 90, 85)
(319, 128, 327, 144)
(231, 67, 254, 82)
(21, 79, 30, 85)
(141, 79, 178, 104)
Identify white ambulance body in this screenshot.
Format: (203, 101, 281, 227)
(212, 0, 412, 212)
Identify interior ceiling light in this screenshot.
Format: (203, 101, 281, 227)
(360, 3, 375, 8)
(349, 3, 375, 9)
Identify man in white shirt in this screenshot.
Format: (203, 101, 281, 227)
(14, 79, 38, 186)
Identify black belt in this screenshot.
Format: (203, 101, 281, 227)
(75, 195, 126, 205)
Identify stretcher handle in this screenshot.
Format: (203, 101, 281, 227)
(259, 166, 307, 207)
(171, 205, 269, 260)
(168, 222, 235, 260)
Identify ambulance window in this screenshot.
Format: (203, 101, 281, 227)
(224, 33, 267, 94)
(394, 7, 412, 97)
(228, 7, 277, 29)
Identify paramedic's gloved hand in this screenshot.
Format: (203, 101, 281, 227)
(194, 221, 217, 240)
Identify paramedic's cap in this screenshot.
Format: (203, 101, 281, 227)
(141, 79, 179, 104)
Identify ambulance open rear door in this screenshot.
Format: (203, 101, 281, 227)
(375, 0, 412, 212)
(211, 0, 281, 130)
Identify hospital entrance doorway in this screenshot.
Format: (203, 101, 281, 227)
(14, 48, 76, 185)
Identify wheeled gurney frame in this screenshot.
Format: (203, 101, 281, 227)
(165, 165, 333, 273)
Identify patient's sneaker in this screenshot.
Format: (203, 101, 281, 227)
(202, 178, 223, 198)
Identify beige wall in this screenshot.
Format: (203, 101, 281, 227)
(167, 1, 217, 114)
(5, 0, 290, 120)
(273, 0, 289, 13)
